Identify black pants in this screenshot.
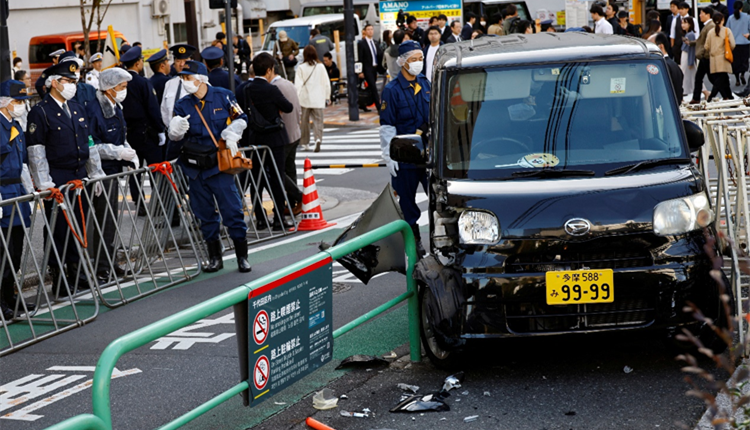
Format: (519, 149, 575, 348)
(127, 127, 164, 204)
(283, 140, 303, 207)
(693, 58, 713, 101)
(363, 71, 381, 112)
(1, 225, 24, 303)
(708, 72, 733, 101)
(43, 188, 87, 267)
(251, 145, 288, 222)
(90, 178, 118, 274)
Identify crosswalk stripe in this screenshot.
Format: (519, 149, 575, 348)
(307, 138, 379, 143)
(298, 151, 382, 157)
(299, 144, 380, 150)
(294, 158, 380, 165)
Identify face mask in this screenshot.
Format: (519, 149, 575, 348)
(114, 89, 127, 103)
(60, 82, 77, 100)
(183, 79, 200, 94)
(10, 103, 25, 119)
(480, 21, 487, 26)
(407, 61, 423, 76)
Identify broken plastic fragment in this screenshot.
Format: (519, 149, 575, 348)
(461, 390, 469, 396)
(336, 355, 389, 370)
(483, 391, 491, 397)
(274, 401, 287, 405)
(390, 394, 450, 413)
(312, 388, 339, 410)
(441, 371, 465, 394)
(339, 394, 348, 400)
(383, 351, 398, 359)
(397, 383, 420, 393)
(464, 415, 479, 423)
(623, 366, 633, 374)
(340, 410, 369, 418)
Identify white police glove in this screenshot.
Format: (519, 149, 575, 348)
(158, 132, 166, 146)
(120, 147, 137, 161)
(225, 139, 239, 156)
(385, 157, 399, 178)
(93, 182, 103, 197)
(168, 114, 191, 140)
(132, 154, 140, 169)
(0, 193, 3, 219)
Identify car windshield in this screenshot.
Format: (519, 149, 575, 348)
(441, 60, 687, 180)
(262, 26, 311, 51)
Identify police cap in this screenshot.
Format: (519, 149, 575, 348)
(146, 48, 167, 63)
(120, 45, 143, 63)
(0, 80, 31, 100)
(58, 51, 77, 62)
(179, 60, 208, 76)
(90, 52, 103, 63)
(41, 61, 80, 81)
(49, 49, 66, 58)
(169, 44, 196, 60)
(201, 46, 224, 61)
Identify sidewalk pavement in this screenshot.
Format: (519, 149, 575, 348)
(324, 100, 380, 127)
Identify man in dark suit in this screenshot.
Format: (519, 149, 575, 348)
(655, 33, 684, 102)
(407, 16, 425, 46)
(357, 24, 386, 113)
(240, 53, 295, 230)
(461, 13, 477, 40)
(446, 21, 464, 43)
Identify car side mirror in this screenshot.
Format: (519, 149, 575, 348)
(390, 134, 426, 164)
(683, 120, 704, 151)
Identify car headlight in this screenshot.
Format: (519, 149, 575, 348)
(653, 192, 714, 236)
(458, 210, 500, 244)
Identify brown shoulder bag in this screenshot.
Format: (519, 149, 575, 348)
(194, 104, 252, 175)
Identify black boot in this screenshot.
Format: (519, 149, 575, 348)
(411, 224, 426, 258)
(49, 266, 71, 298)
(204, 240, 224, 273)
(233, 239, 252, 273)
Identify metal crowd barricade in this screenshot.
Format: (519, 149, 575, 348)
(682, 100, 750, 348)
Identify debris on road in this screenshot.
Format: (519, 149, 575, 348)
(339, 394, 349, 400)
(464, 415, 479, 422)
(390, 393, 450, 413)
(623, 366, 634, 374)
(483, 391, 491, 397)
(383, 351, 398, 359)
(274, 401, 287, 405)
(397, 383, 420, 393)
(305, 417, 337, 430)
(441, 371, 465, 394)
(312, 389, 339, 410)
(340, 409, 370, 418)
(336, 354, 389, 369)
(461, 390, 469, 395)
(565, 411, 577, 416)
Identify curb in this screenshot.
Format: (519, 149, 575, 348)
(693, 358, 750, 429)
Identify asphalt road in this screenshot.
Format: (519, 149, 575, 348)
(0, 126, 722, 430)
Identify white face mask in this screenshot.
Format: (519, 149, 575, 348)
(10, 103, 25, 119)
(480, 21, 487, 26)
(114, 89, 127, 103)
(407, 61, 423, 76)
(183, 79, 200, 94)
(59, 82, 77, 100)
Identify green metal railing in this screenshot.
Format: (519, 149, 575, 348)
(44, 220, 419, 430)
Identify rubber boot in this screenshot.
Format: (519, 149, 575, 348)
(233, 239, 252, 273)
(411, 224, 426, 258)
(50, 266, 70, 298)
(204, 240, 224, 273)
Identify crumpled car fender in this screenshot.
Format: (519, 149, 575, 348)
(414, 255, 466, 347)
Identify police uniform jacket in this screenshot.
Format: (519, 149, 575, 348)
(121, 71, 164, 136)
(173, 85, 248, 180)
(380, 72, 431, 169)
(208, 68, 241, 91)
(85, 68, 100, 90)
(151, 72, 170, 103)
(73, 81, 97, 108)
(85, 92, 130, 175)
(26, 94, 91, 184)
(0, 113, 31, 228)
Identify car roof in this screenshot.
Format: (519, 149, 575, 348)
(302, 0, 374, 6)
(436, 33, 661, 70)
(269, 14, 346, 27)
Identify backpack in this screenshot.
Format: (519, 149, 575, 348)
(507, 16, 521, 34)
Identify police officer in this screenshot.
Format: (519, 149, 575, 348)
(26, 61, 106, 296)
(168, 60, 251, 273)
(86, 52, 103, 90)
(60, 53, 97, 108)
(202, 46, 241, 91)
(379, 40, 430, 255)
(34, 49, 65, 97)
(0, 80, 34, 319)
(85, 68, 138, 283)
(161, 44, 196, 128)
(147, 49, 170, 103)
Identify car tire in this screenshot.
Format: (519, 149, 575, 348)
(419, 285, 463, 369)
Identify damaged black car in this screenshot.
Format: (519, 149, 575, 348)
(392, 33, 730, 367)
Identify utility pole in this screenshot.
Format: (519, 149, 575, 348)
(225, 0, 234, 92)
(184, 0, 200, 59)
(0, 0, 10, 83)
(343, 0, 359, 121)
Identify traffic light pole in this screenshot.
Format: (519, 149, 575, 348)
(1, 0, 10, 83)
(343, 0, 359, 121)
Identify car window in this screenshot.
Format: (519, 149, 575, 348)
(442, 60, 685, 179)
(29, 42, 66, 64)
(318, 21, 346, 40)
(262, 26, 311, 51)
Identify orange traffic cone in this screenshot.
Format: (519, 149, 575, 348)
(295, 158, 336, 231)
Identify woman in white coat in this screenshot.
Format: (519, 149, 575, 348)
(295, 45, 331, 152)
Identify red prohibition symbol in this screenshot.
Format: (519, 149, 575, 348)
(254, 355, 270, 390)
(253, 310, 269, 345)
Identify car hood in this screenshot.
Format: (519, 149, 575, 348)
(445, 166, 703, 240)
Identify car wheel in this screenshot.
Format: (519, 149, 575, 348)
(419, 286, 463, 369)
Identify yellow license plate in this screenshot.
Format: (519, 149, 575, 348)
(545, 269, 614, 305)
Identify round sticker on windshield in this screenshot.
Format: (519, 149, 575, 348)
(647, 65, 659, 75)
(519, 153, 560, 168)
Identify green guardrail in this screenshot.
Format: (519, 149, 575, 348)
(44, 220, 419, 430)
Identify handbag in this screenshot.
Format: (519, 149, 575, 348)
(193, 104, 252, 175)
(725, 32, 734, 63)
(180, 139, 217, 170)
(243, 85, 285, 134)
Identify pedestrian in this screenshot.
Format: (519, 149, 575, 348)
(487, 13, 504, 35)
(85, 68, 137, 283)
(146, 49, 170, 103)
(446, 20, 464, 42)
(689, 6, 716, 103)
(590, 4, 614, 34)
(654, 33, 685, 101)
(357, 24, 385, 113)
(202, 46, 241, 91)
(616, 11, 640, 37)
(72, 41, 85, 60)
(26, 61, 106, 295)
(385, 29, 404, 82)
(323, 52, 340, 81)
(271, 73, 304, 216)
(379, 40, 430, 256)
(273, 30, 300, 82)
(712, 0, 731, 23)
(666, 0, 680, 48)
(472, 29, 484, 39)
(241, 53, 295, 231)
(705, 11, 736, 101)
(309, 28, 335, 62)
(517, 20, 534, 34)
(727, 1, 750, 86)
(462, 12, 477, 40)
(406, 16, 425, 44)
(476, 15, 488, 33)
(12, 71, 31, 131)
(86, 53, 103, 90)
(605, 3, 620, 33)
(503, 4, 521, 34)
(680, 16, 699, 100)
(437, 14, 452, 43)
(295, 45, 330, 153)
(423, 26, 442, 82)
(12, 57, 22, 74)
(233, 34, 252, 71)
(381, 29, 393, 52)
(169, 60, 251, 273)
(161, 44, 196, 128)
(643, 20, 662, 42)
(0, 80, 34, 320)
